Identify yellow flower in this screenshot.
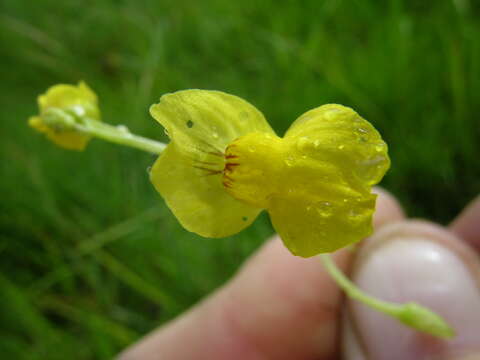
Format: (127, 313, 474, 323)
(29, 81, 100, 150)
(149, 90, 390, 257)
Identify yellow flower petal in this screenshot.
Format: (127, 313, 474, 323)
(285, 104, 390, 190)
(149, 90, 274, 237)
(29, 81, 100, 151)
(269, 192, 377, 257)
(149, 90, 274, 158)
(150, 143, 261, 237)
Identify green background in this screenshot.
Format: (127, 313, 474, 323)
(0, 0, 479, 358)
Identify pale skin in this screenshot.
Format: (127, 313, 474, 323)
(118, 188, 480, 360)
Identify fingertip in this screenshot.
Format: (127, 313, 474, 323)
(118, 235, 353, 360)
(372, 187, 405, 229)
(343, 220, 480, 360)
(450, 194, 480, 251)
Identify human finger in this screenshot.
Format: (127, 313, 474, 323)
(118, 189, 403, 360)
(343, 221, 480, 360)
(450, 195, 480, 251)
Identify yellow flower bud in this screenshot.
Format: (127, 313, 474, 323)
(29, 81, 100, 150)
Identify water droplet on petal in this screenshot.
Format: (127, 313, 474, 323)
(316, 201, 333, 218)
(347, 208, 364, 226)
(357, 127, 368, 134)
(239, 111, 249, 120)
(296, 136, 310, 151)
(186, 120, 194, 128)
(324, 108, 342, 121)
(375, 144, 385, 152)
(284, 156, 296, 167)
(338, 144, 345, 150)
(212, 132, 219, 139)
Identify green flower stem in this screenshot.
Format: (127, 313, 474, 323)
(44, 108, 166, 154)
(319, 253, 455, 339)
(79, 118, 166, 154)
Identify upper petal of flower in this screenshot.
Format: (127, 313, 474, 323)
(149, 90, 275, 237)
(149, 90, 275, 157)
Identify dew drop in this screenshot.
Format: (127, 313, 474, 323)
(324, 108, 341, 121)
(146, 166, 152, 174)
(186, 120, 194, 128)
(117, 125, 130, 133)
(338, 144, 345, 150)
(239, 111, 249, 120)
(347, 208, 363, 226)
(357, 127, 368, 134)
(316, 201, 333, 218)
(72, 105, 86, 117)
(375, 144, 385, 152)
(284, 156, 295, 167)
(296, 136, 310, 151)
(348, 208, 358, 217)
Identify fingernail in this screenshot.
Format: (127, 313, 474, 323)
(453, 353, 480, 360)
(345, 237, 480, 360)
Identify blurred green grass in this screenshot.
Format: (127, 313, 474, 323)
(0, 0, 479, 358)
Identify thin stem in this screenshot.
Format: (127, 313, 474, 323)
(43, 108, 167, 154)
(77, 118, 166, 154)
(319, 253, 455, 338)
(319, 253, 400, 316)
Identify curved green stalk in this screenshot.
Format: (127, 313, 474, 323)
(319, 253, 455, 338)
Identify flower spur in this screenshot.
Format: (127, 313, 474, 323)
(149, 90, 390, 257)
